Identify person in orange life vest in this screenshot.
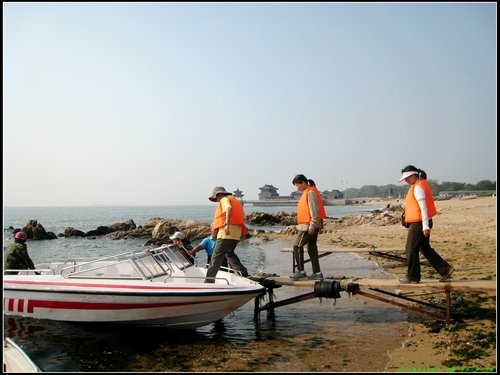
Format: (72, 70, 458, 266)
(294, 178, 327, 278)
(289, 174, 326, 281)
(205, 186, 249, 283)
(308, 179, 327, 219)
(398, 165, 455, 284)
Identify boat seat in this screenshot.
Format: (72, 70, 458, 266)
(105, 266, 121, 277)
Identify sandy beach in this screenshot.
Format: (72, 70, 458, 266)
(261, 195, 496, 372)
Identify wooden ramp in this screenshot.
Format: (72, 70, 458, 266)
(251, 276, 497, 291)
(352, 278, 496, 291)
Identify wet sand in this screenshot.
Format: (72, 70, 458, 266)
(260, 196, 497, 372)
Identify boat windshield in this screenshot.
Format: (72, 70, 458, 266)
(145, 245, 194, 271)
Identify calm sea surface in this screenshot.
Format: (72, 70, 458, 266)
(2, 204, 383, 266)
(3, 204, 411, 372)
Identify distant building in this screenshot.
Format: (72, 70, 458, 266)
(233, 188, 244, 199)
(257, 184, 295, 201)
(258, 184, 280, 200)
(258, 185, 344, 201)
(247, 184, 345, 206)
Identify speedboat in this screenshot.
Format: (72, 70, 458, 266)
(3, 245, 266, 329)
(3, 337, 42, 372)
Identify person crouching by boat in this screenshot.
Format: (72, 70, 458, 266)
(169, 231, 195, 264)
(290, 174, 326, 281)
(205, 186, 249, 283)
(188, 234, 228, 268)
(4, 231, 36, 275)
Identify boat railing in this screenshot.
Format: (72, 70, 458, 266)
(64, 259, 145, 279)
(40, 245, 195, 280)
(164, 275, 231, 285)
(202, 263, 245, 278)
(7, 245, 202, 281)
(54, 252, 147, 277)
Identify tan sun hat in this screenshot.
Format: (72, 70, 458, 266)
(208, 186, 232, 202)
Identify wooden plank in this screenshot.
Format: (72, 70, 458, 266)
(353, 278, 497, 291)
(280, 246, 403, 253)
(252, 276, 496, 291)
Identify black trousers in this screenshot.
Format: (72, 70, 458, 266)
(205, 239, 248, 282)
(293, 230, 321, 274)
(405, 220, 450, 282)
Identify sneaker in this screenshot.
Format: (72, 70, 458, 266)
(439, 267, 455, 282)
(308, 272, 324, 280)
(289, 271, 307, 280)
(399, 276, 419, 284)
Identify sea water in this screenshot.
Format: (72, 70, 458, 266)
(2, 204, 411, 372)
(2, 204, 383, 267)
(3, 204, 382, 234)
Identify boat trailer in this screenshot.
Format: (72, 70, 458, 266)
(253, 279, 358, 322)
(253, 278, 454, 322)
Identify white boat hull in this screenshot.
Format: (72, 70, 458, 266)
(3, 246, 266, 329)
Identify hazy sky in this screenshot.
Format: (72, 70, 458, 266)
(3, 2, 496, 206)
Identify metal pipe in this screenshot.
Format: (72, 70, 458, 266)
(355, 290, 443, 319)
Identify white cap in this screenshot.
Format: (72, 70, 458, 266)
(398, 171, 418, 182)
(169, 231, 185, 240)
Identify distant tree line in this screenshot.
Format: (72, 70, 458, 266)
(344, 180, 496, 199)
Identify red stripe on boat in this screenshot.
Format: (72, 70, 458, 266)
(26, 298, 226, 313)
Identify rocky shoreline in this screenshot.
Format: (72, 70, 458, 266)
(8, 205, 403, 247)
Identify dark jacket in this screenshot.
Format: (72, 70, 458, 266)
(4, 241, 35, 271)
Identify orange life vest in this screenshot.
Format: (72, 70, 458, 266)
(404, 179, 437, 223)
(297, 188, 312, 224)
(212, 196, 247, 233)
(310, 186, 327, 219)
